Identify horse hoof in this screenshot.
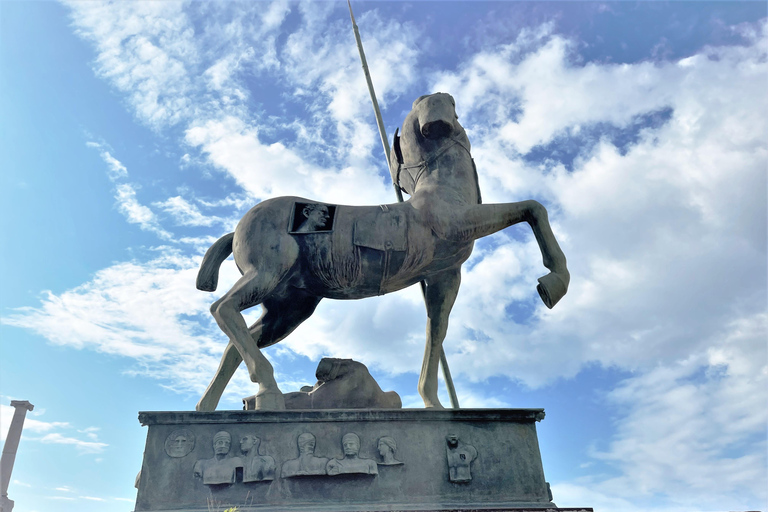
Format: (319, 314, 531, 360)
(537, 272, 569, 309)
(253, 390, 286, 411)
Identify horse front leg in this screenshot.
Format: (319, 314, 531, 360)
(438, 200, 569, 308)
(419, 268, 461, 409)
(196, 342, 241, 412)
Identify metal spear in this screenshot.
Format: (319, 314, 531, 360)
(347, 0, 460, 409)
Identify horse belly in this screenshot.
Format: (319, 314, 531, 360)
(297, 204, 434, 299)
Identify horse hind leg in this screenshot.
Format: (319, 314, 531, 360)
(207, 272, 286, 410)
(196, 293, 322, 412)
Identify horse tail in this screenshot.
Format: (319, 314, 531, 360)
(196, 232, 235, 292)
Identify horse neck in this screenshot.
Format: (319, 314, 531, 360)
(405, 131, 480, 204)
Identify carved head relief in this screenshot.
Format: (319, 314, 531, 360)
(378, 436, 395, 458)
(213, 431, 231, 456)
(165, 429, 195, 458)
(289, 202, 336, 233)
(342, 433, 360, 457)
(377, 436, 403, 466)
(297, 432, 316, 455)
(240, 434, 260, 455)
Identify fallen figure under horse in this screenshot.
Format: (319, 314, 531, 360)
(195, 92, 569, 411)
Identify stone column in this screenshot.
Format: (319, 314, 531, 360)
(0, 400, 34, 512)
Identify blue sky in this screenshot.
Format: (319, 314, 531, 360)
(1, 1, 766, 511)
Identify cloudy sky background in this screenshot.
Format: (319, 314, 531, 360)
(1, 2, 766, 511)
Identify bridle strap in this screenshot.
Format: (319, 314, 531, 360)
(394, 133, 472, 192)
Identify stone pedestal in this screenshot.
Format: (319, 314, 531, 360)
(135, 409, 584, 512)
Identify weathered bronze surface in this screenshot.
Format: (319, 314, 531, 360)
(195, 93, 570, 412)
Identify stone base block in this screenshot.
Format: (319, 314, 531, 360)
(135, 409, 568, 512)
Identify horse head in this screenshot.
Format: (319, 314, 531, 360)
(391, 92, 476, 201)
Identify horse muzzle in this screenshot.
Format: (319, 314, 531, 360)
(421, 120, 454, 140)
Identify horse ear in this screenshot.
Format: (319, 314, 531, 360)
(390, 129, 404, 191)
(412, 95, 429, 109)
(393, 129, 403, 164)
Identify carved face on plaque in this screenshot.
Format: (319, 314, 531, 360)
(240, 435, 260, 455)
(376, 436, 403, 466)
(303, 204, 330, 230)
(297, 433, 316, 455)
(342, 433, 360, 457)
(290, 203, 335, 233)
(378, 437, 394, 458)
(164, 429, 195, 458)
(213, 431, 231, 456)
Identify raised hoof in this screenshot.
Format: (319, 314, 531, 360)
(537, 272, 569, 309)
(252, 390, 286, 411)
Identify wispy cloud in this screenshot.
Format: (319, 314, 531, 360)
(40, 433, 108, 454)
(0, 405, 107, 456)
(86, 141, 128, 180)
(86, 141, 176, 240)
(0, 404, 70, 441)
(78, 495, 106, 502)
(154, 196, 222, 227)
(1, 252, 254, 402)
(77, 427, 100, 441)
(114, 183, 173, 239)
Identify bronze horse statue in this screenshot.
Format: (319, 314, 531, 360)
(195, 93, 569, 411)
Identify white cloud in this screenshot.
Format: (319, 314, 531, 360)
(0, 404, 70, 442)
(86, 141, 128, 180)
(39, 433, 108, 454)
(422, 20, 766, 511)
(66, 1, 198, 129)
(0, 405, 109, 456)
(280, 4, 420, 161)
(185, 116, 393, 205)
(114, 183, 173, 239)
(432, 24, 678, 155)
(79, 496, 106, 501)
(77, 427, 100, 441)
(417, 19, 768, 387)
(85, 140, 181, 241)
(1, 252, 256, 403)
(154, 196, 222, 227)
(64, 1, 293, 131)
(580, 314, 768, 509)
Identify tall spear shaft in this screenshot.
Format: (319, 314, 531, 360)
(347, 0, 460, 409)
(347, 0, 402, 203)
